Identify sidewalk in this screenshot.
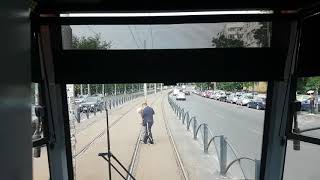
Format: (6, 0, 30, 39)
(297, 112, 320, 137)
(163, 95, 223, 180)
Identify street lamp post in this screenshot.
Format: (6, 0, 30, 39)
(144, 83, 147, 101)
(87, 84, 91, 95)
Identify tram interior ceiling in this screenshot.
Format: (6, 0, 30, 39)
(3, 0, 320, 180)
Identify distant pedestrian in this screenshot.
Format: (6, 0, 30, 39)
(310, 93, 315, 114)
(141, 102, 155, 144)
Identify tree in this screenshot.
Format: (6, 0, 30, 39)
(217, 82, 243, 91)
(72, 33, 112, 96)
(305, 77, 320, 92)
(212, 34, 245, 48)
(253, 22, 271, 47)
(72, 33, 112, 49)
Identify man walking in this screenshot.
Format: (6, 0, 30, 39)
(141, 102, 155, 144)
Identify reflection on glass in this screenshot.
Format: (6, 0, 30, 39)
(294, 76, 320, 138)
(62, 22, 271, 50)
(284, 140, 320, 180)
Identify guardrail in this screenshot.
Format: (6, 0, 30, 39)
(168, 93, 260, 180)
(72, 91, 147, 122)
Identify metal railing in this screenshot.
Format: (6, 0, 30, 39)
(168, 93, 260, 180)
(73, 91, 145, 122)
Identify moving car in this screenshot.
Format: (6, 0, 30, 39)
(176, 92, 186, 101)
(173, 88, 180, 96)
(79, 96, 104, 112)
(183, 90, 191, 95)
(247, 97, 266, 110)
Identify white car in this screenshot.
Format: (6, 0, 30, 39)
(176, 92, 186, 101)
(173, 88, 180, 96)
(236, 95, 253, 106)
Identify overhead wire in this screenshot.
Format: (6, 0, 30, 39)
(128, 25, 141, 48)
(149, 24, 154, 49)
(134, 26, 144, 48)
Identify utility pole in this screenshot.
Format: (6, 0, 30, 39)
(80, 84, 83, 95)
(102, 84, 105, 96)
(87, 84, 91, 95)
(144, 83, 147, 101)
(154, 83, 157, 94)
(124, 84, 127, 95)
(315, 87, 319, 113)
(114, 84, 117, 95)
(160, 83, 163, 93)
(34, 83, 39, 105)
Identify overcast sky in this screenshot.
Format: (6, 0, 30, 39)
(70, 24, 226, 49)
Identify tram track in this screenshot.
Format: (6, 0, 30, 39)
(73, 94, 159, 159)
(75, 96, 144, 135)
(126, 93, 189, 180)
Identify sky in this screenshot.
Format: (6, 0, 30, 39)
(69, 23, 227, 49)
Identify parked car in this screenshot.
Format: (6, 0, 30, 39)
(209, 92, 215, 99)
(236, 95, 253, 106)
(205, 90, 214, 98)
(298, 95, 320, 111)
(227, 93, 235, 103)
(176, 92, 186, 101)
(79, 96, 104, 112)
(247, 97, 266, 110)
(218, 92, 227, 101)
(75, 95, 88, 104)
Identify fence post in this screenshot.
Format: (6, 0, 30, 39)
(220, 136, 227, 176)
(94, 107, 96, 116)
(86, 109, 89, 119)
(182, 112, 186, 124)
(76, 107, 80, 123)
(193, 118, 198, 140)
(255, 160, 260, 180)
(204, 124, 209, 153)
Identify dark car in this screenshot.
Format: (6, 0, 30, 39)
(247, 97, 266, 110)
(79, 96, 104, 112)
(183, 90, 191, 95)
(300, 96, 320, 111)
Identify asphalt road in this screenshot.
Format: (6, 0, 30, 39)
(172, 93, 320, 180)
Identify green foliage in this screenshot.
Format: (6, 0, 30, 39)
(253, 22, 271, 47)
(297, 77, 320, 94)
(212, 34, 245, 48)
(72, 33, 112, 49)
(217, 82, 243, 91)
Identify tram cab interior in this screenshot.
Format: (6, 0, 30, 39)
(1, 0, 320, 180)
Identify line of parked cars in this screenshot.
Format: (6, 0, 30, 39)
(192, 89, 266, 110)
(297, 94, 320, 112)
(75, 94, 105, 112)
